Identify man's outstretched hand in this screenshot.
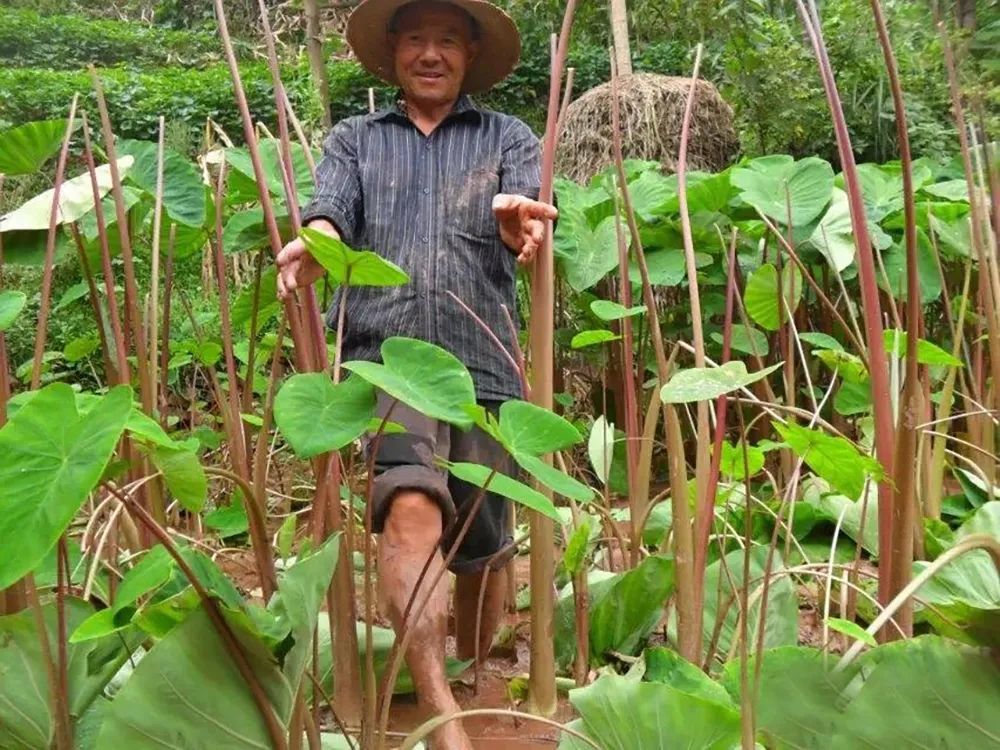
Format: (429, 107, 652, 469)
(276, 219, 338, 300)
(493, 194, 558, 266)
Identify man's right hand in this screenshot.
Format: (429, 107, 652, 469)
(276, 219, 339, 300)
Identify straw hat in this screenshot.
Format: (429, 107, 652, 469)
(346, 0, 521, 94)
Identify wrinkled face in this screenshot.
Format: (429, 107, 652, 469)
(391, 2, 478, 107)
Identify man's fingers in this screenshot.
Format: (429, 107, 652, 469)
(520, 199, 558, 222)
(492, 194, 519, 214)
(277, 239, 305, 267)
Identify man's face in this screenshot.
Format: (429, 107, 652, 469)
(391, 3, 477, 107)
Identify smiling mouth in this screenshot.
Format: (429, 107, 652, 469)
(415, 72, 445, 81)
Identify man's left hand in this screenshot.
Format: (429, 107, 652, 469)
(493, 194, 558, 266)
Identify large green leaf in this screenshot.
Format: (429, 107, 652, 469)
(226, 139, 315, 204)
(644, 647, 734, 708)
(0, 384, 131, 589)
(0, 119, 78, 175)
(560, 672, 741, 750)
(560, 214, 622, 292)
(344, 337, 476, 428)
(661, 361, 783, 404)
(744, 262, 803, 331)
(497, 399, 582, 455)
(695, 547, 799, 666)
(628, 248, 712, 287)
(590, 299, 646, 321)
(721, 646, 855, 750)
(117, 139, 206, 228)
(732, 155, 834, 226)
(267, 535, 340, 690)
(627, 168, 675, 221)
(222, 206, 293, 255)
(0, 599, 138, 750)
(302, 227, 409, 286)
(882, 328, 961, 367)
(710, 323, 770, 357)
(0, 290, 27, 331)
(95, 605, 294, 749)
(274, 373, 376, 458)
(832, 636, 1000, 749)
(0, 158, 134, 232)
(774, 421, 882, 500)
(514, 452, 594, 502)
(149, 445, 207, 512)
(878, 229, 944, 303)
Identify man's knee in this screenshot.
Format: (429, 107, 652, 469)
(383, 490, 444, 546)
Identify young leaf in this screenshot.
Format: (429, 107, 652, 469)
(562, 516, 594, 576)
(827, 617, 877, 647)
(344, 337, 476, 428)
(588, 416, 615, 485)
(514, 452, 594, 503)
(274, 373, 375, 458)
(560, 215, 622, 292)
(150, 446, 207, 513)
(204, 500, 250, 539)
(302, 226, 409, 287)
(498, 400, 582, 455)
(661, 361, 783, 404)
(0, 384, 132, 590)
(774, 422, 882, 500)
(571, 329, 620, 349)
(446, 461, 560, 520)
(882, 329, 962, 367)
(590, 300, 646, 321)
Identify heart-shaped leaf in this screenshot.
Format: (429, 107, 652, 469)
(732, 155, 834, 226)
(497, 400, 582, 455)
(302, 227, 409, 287)
(0, 384, 132, 589)
(0, 119, 78, 175)
(344, 337, 476, 428)
(745, 263, 803, 331)
(117, 139, 206, 228)
(590, 300, 646, 321)
(560, 215, 623, 292)
(661, 361, 783, 404)
(0, 290, 27, 331)
(274, 373, 376, 458)
(447, 462, 559, 520)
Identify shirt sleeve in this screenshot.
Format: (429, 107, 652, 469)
(499, 117, 542, 201)
(301, 118, 363, 245)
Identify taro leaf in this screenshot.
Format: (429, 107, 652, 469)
(920, 179, 969, 202)
(0, 119, 78, 175)
(0, 290, 27, 331)
(95, 605, 295, 750)
(222, 206, 292, 255)
(878, 229, 943, 303)
(661, 361, 783, 404)
(832, 636, 1000, 749)
(710, 323, 770, 357)
(562, 516, 594, 576)
(0, 157, 133, 232)
(731, 155, 834, 226)
(697, 547, 798, 666)
(809, 187, 894, 273)
(721, 646, 855, 750)
(0, 599, 139, 750)
(226, 139, 315, 204)
(882, 328, 961, 367)
(447, 461, 559, 520)
(853, 163, 905, 221)
(560, 671, 741, 750)
(231, 264, 281, 333)
(65, 336, 99, 362)
(815, 348, 868, 384)
(267, 535, 340, 691)
(126, 408, 180, 449)
(627, 168, 674, 221)
(54, 282, 90, 311)
(316, 618, 470, 696)
(0, 384, 131, 589)
(514, 453, 594, 502)
(344, 337, 476, 428)
(799, 331, 844, 351)
(912, 527, 1000, 648)
(590, 299, 646, 321)
(588, 415, 615, 485)
(811, 487, 880, 555)
(274, 373, 375, 458)
(561, 214, 622, 292)
(834, 380, 872, 416)
(719, 440, 765, 479)
(117, 139, 205, 228)
(664, 170, 735, 215)
(628, 248, 712, 287)
(1, 227, 72, 266)
(644, 647, 734, 708)
(826, 617, 877, 647)
(774, 421, 882, 500)
(150, 445, 207, 512)
(302, 227, 409, 286)
(497, 399, 582, 455)
(571, 329, 619, 348)
(204, 500, 250, 539)
(744, 262, 803, 331)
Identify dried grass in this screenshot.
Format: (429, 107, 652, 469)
(556, 72, 739, 183)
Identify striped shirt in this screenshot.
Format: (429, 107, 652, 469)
(301, 95, 541, 401)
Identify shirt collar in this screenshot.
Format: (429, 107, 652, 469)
(372, 93, 482, 124)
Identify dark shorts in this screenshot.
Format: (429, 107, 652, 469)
(363, 392, 516, 575)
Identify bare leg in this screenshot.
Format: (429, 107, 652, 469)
(454, 565, 507, 663)
(379, 491, 472, 750)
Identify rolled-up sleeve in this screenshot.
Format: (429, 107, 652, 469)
(301, 118, 363, 245)
(499, 119, 542, 201)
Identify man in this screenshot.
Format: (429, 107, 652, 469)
(276, 0, 556, 747)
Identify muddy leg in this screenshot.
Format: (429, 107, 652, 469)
(454, 565, 507, 663)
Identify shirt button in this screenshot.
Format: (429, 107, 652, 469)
(421, 236, 429, 243)
(425, 142, 431, 150)
(422, 188, 430, 195)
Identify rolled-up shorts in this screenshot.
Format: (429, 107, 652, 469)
(363, 392, 516, 574)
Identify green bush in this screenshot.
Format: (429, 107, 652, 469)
(0, 63, 318, 146)
(0, 7, 248, 69)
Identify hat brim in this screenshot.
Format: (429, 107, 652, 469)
(346, 0, 520, 94)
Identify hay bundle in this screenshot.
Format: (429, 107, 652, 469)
(556, 73, 739, 183)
